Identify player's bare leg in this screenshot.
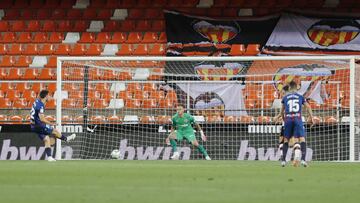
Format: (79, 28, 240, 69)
(192, 140, 211, 160)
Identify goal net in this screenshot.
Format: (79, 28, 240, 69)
(56, 56, 358, 161)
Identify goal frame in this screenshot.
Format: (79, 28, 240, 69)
(56, 56, 357, 161)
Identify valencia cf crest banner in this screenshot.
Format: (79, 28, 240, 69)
(265, 13, 360, 52)
(165, 11, 279, 56)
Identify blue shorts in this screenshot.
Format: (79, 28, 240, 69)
(284, 119, 305, 139)
(31, 124, 54, 140)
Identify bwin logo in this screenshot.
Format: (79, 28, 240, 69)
(62, 125, 83, 133)
(248, 125, 282, 134)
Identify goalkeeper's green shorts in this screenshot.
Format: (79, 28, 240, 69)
(176, 132, 196, 143)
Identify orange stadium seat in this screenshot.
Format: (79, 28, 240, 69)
(0, 69, 8, 79)
(165, 90, 177, 102)
(103, 21, 120, 32)
(120, 20, 136, 31)
(11, 21, 26, 32)
(36, 9, 50, 20)
(0, 44, 9, 55)
(128, 9, 144, 19)
(206, 115, 222, 123)
(8, 115, 23, 123)
(48, 32, 64, 43)
(98, 9, 112, 19)
(116, 44, 133, 55)
(7, 68, 23, 80)
(158, 99, 174, 109)
(6, 89, 21, 100)
(152, 20, 165, 31)
(229, 44, 245, 56)
(0, 21, 9, 32)
(158, 32, 167, 43)
(108, 115, 122, 123)
(70, 44, 87, 56)
(45, 56, 57, 68)
(142, 98, 157, 108)
(90, 115, 106, 124)
(110, 32, 127, 43)
(145, 9, 163, 19)
(62, 99, 76, 108)
(8, 44, 24, 55)
(79, 33, 96, 43)
(67, 9, 83, 20)
(133, 44, 149, 55)
(1, 32, 16, 43)
(142, 32, 158, 43)
(38, 68, 56, 80)
(149, 44, 165, 55)
(54, 44, 71, 55)
(127, 83, 142, 93)
(27, 20, 41, 31)
(43, 0, 59, 8)
(51, 9, 66, 20)
(83, 9, 97, 20)
(39, 44, 55, 55)
(0, 98, 12, 108)
(88, 90, 101, 100)
(156, 115, 171, 124)
(18, 32, 32, 43)
(93, 99, 109, 108)
(136, 20, 152, 31)
(60, 0, 76, 8)
(239, 115, 255, 123)
(257, 116, 272, 124)
(134, 90, 149, 100)
(15, 56, 32, 67)
(5, 10, 21, 19)
(127, 32, 143, 43)
(95, 32, 111, 43)
(140, 116, 154, 124)
(13, 98, 28, 109)
(0, 56, 16, 67)
(0, 114, 7, 122)
(223, 115, 237, 123)
(42, 20, 57, 32)
(33, 32, 48, 43)
(143, 83, 157, 92)
(118, 91, 133, 101)
(58, 20, 72, 32)
(23, 90, 37, 101)
(116, 71, 131, 80)
(1, 82, 15, 91)
(73, 21, 88, 32)
(125, 99, 141, 109)
(23, 69, 40, 80)
(24, 44, 39, 55)
(244, 44, 260, 56)
(101, 91, 115, 101)
(86, 44, 103, 55)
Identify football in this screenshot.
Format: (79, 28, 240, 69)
(110, 149, 121, 159)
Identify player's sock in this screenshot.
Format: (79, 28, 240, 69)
(170, 139, 177, 152)
(45, 147, 52, 157)
(300, 142, 306, 161)
(59, 135, 67, 141)
(197, 145, 208, 157)
(282, 142, 288, 161)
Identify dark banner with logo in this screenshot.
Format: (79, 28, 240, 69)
(165, 11, 279, 56)
(265, 13, 360, 52)
(1, 124, 351, 161)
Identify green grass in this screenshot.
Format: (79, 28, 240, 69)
(0, 161, 359, 203)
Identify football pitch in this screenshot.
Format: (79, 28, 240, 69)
(0, 161, 359, 203)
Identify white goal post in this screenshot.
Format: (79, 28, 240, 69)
(55, 56, 358, 161)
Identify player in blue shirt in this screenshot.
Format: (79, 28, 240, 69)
(30, 90, 76, 161)
(279, 81, 314, 167)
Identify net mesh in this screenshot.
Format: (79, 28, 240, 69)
(58, 57, 356, 161)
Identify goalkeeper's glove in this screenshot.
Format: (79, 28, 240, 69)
(200, 130, 207, 141)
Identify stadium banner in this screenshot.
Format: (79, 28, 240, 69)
(176, 83, 247, 116)
(0, 124, 350, 161)
(165, 10, 279, 56)
(265, 13, 360, 52)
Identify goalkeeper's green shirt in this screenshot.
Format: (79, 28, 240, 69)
(172, 113, 195, 136)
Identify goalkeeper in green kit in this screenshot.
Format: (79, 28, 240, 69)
(166, 105, 211, 160)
